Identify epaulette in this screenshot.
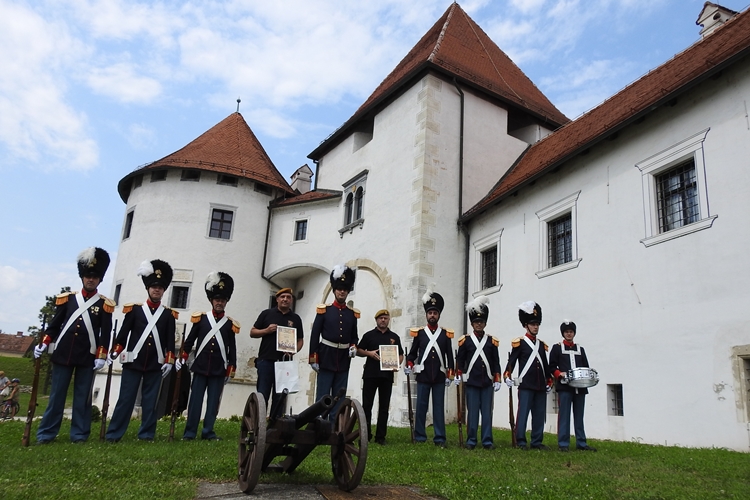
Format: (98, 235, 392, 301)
(511, 337, 521, 348)
(445, 329, 454, 339)
(55, 291, 74, 306)
(122, 303, 140, 314)
(101, 295, 116, 314)
(543, 341, 549, 352)
(350, 307, 361, 319)
(191, 311, 204, 323)
(316, 304, 327, 314)
(230, 318, 241, 334)
(409, 327, 419, 338)
(491, 336, 499, 347)
(167, 307, 179, 320)
(457, 335, 467, 346)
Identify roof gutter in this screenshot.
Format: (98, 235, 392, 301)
(260, 203, 284, 291)
(453, 78, 470, 337)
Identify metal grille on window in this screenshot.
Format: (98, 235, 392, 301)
(608, 384, 624, 416)
(548, 213, 572, 267)
(295, 220, 307, 241)
(170, 286, 190, 309)
(480, 246, 497, 289)
(354, 187, 364, 220)
(210, 209, 233, 239)
(345, 193, 354, 225)
(656, 159, 699, 233)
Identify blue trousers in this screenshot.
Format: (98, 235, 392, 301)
(516, 388, 546, 448)
(415, 381, 445, 444)
(106, 368, 162, 441)
(184, 373, 224, 439)
(557, 390, 587, 448)
(255, 359, 279, 414)
(37, 362, 94, 442)
(465, 384, 494, 447)
(361, 377, 393, 441)
(316, 369, 349, 420)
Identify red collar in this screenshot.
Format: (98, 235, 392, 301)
(563, 340, 576, 348)
(427, 324, 438, 332)
(525, 333, 537, 341)
(212, 311, 225, 320)
(81, 288, 98, 300)
(146, 299, 161, 309)
(473, 331, 485, 338)
(332, 300, 347, 310)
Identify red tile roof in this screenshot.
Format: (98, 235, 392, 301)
(118, 113, 293, 202)
(309, 2, 568, 160)
(0, 334, 34, 356)
(271, 189, 342, 208)
(464, 7, 750, 220)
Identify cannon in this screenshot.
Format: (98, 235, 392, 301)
(238, 388, 368, 494)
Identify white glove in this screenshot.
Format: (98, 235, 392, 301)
(107, 352, 118, 366)
(504, 377, 514, 388)
(93, 359, 106, 371)
(34, 343, 47, 359)
(311, 363, 320, 373)
(161, 363, 172, 379)
(403, 365, 413, 375)
(348, 345, 357, 358)
(493, 381, 502, 392)
(453, 375, 461, 386)
(175, 358, 183, 371)
(444, 378, 452, 388)
(224, 376, 230, 385)
(560, 373, 569, 384)
(546, 384, 553, 394)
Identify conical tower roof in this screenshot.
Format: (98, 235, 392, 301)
(118, 112, 293, 202)
(310, 2, 568, 159)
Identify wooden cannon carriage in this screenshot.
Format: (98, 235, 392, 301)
(237, 389, 368, 494)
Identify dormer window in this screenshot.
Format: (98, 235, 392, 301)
(340, 170, 368, 235)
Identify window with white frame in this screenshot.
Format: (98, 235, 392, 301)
(340, 170, 368, 234)
(607, 384, 624, 416)
(208, 206, 235, 240)
(473, 229, 502, 294)
(636, 129, 716, 247)
(536, 192, 581, 278)
(294, 219, 308, 242)
(170, 285, 190, 309)
(122, 209, 135, 240)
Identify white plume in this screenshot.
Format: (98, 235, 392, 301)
(136, 260, 154, 277)
(422, 283, 436, 304)
(205, 271, 220, 291)
(562, 319, 573, 325)
(77, 247, 96, 266)
(519, 301, 536, 314)
(332, 264, 347, 279)
(466, 295, 490, 313)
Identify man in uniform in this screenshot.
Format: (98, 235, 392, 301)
(357, 309, 403, 445)
(504, 301, 552, 450)
(405, 288, 455, 447)
(549, 320, 597, 452)
(105, 259, 177, 442)
(176, 271, 238, 441)
(250, 287, 304, 412)
(455, 296, 501, 450)
(34, 247, 114, 444)
(309, 264, 359, 419)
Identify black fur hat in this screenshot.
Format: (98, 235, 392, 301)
(138, 260, 173, 289)
(205, 271, 234, 300)
(518, 301, 542, 326)
(77, 247, 110, 279)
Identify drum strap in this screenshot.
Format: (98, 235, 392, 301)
(518, 336, 544, 384)
(563, 342, 582, 369)
(465, 333, 490, 383)
(415, 327, 445, 374)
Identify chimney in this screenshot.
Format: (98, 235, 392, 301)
(290, 164, 314, 194)
(17, 331, 23, 337)
(696, 2, 738, 38)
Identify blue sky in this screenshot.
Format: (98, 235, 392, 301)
(0, 0, 745, 335)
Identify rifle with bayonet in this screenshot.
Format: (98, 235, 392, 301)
(99, 319, 118, 441)
(22, 315, 46, 447)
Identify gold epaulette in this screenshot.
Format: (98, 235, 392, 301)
(316, 304, 327, 314)
(445, 329, 454, 339)
(55, 291, 74, 306)
(457, 335, 467, 346)
(491, 336, 499, 347)
(511, 337, 521, 348)
(191, 312, 204, 323)
(543, 341, 549, 352)
(122, 303, 139, 314)
(409, 327, 419, 338)
(230, 318, 241, 334)
(101, 296, 116, 314)
(167, 308, 179, 320)
(351, 307, 360, 319)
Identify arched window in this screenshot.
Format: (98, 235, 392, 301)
(354, 186, 364, 221)
(345, 193, 354, 225)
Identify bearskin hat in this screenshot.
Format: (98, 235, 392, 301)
(137, 259, 173, 289)
(518, 301, 542, 326)
(466, 295, 490, 323)
(205, 271, 234, 301)
(560, 320, 577, 335)
(422, 285, 444, 314)
(330, 264, 355, 291)
(77, 247, 110, 279)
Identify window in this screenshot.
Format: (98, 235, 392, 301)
(122, 210, 134, 240)
(217, 174, 238, 187)
(473, 230, 502, 295)
(481, 247, 498, 289)
(354, 187, 364, 220)
(636, 129, 716, 247)
(254, 183, 271, 195)
(731, 345, 750, 422)
(209, 208, 233, 239)
(536, 191, 581, 278)
(151, 170, 167, 182)
(340, 170, 368, 233)
(344, 193, 354, 225)
(113, 283, 122, 305)
(181, 170, 200, 182)
(170, 286, 190, 309)
(294, 219, 308, 241)
(132, 175, 143, 190)
(547, 213, 572, 268)
(607, 384, 624, 416)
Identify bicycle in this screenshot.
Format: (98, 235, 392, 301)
(1, 399, 20, 419)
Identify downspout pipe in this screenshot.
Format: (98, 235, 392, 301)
(453, 78, 469, 337)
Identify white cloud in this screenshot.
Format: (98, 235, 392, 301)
(125, 123, 158, 150)
(86, 63, 163, 103)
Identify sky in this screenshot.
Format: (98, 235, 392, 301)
(1, 0, 746, 335)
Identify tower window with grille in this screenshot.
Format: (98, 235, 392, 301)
(548, 213, 572, 268)
(209, 209, 233, 239)
(656, 159, 699, 233)
(170, 286, 190, 309)
(608, 384, 624, 416)
(480, 246, 497, 289)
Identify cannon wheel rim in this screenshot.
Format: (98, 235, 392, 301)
(238, 392, 266, 494)
(330, 397, 368, 491)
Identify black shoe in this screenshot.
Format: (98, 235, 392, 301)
(531, 444, 550, 451)
(558, 446, 569, 452)
(435, 442, 447, 448)
(106, 438, 120, 444)
(577, 445, 597, 452)
(374, 438, 386, 445)
(466, 444, 475, 450)
(36, 439, 53, 445)
(182, 437, 195, 441)
(515, 445, 528, 450)
(203, 436, 222, 441)
(483, 444, 495, 450)
(71, 439, 86, 444)
(138, 438, 154, 442)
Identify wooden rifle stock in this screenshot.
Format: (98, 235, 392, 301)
(455, 349, 463, 448)
(99, 319, 117, 441)
(22, 318, 46, 447)
(508, 352, 517, 448)
(406, 371, 415, 444)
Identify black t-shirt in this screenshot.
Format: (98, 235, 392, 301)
(358, 328, 404, 380)
(253, 308, 305, 361)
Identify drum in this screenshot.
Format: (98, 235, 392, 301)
(566, 367, 599, 388)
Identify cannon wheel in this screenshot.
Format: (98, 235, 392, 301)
(238, 392, 267, 494)
(331, 397, 368, 491)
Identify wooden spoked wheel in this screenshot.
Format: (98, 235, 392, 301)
(330, 398, 368, 491)
(238, 392, 267, 493)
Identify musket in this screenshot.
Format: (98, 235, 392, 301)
(455, 349, 463, 448)
(406, 371, 415, 444)
(99, 319, 118, 441)
(169, 326, 186, 442)
(508, 351, 517, 448)
(22, 315, 46, 446)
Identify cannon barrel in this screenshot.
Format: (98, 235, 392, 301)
(293, 394, 334, 429)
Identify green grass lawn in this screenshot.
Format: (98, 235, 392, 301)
(0, 417, 747, 500)
(1, 355, 71, 416)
